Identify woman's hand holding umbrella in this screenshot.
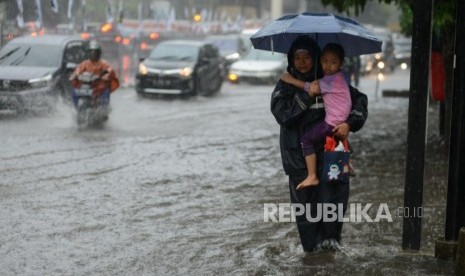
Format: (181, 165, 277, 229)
(308, 81, 320, 96)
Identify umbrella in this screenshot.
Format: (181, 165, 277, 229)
(250, 12, 382, 57)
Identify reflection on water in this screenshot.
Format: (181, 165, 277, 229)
(0, 81, 455, 275)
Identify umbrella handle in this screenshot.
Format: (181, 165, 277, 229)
(315, 33, 318, 80)
(271, 37, 274, 54)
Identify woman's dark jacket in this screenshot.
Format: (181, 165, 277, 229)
(270, 80, 368, 176)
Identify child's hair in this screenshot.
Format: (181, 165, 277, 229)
(322, 43, 345, 63)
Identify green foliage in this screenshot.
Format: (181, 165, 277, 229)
(321, 0, 367, 15)
(321, 0, 402, 16)
(321, 0, 456, 35)
(307, 0, 399, 26)
(398, 2, 412, 35)
(397, 0, 456, 36)
(433, 0, 456, 28)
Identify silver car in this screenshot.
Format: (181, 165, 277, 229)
(227, 49, 287, 84)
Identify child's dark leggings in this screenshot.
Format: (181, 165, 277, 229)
(301, 120, 333, 156)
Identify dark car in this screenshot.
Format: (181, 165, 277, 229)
(135, 40, 224, 97)
(367, 26, 396, 73)
(96, 23, 121, 62)
(0, 34, 88, 113)
(392, 33, 412, 68)
(205, 34, 249, 71)
(136, 30, 176, 60)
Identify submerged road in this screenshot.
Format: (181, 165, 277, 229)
(0, 71, 455, 275)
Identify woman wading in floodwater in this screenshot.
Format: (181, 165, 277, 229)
(270, 35, 367, 253)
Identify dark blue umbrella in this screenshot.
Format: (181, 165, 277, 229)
(250, 12, 382, 57)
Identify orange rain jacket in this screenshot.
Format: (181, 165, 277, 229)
(70, 59, 120, 95)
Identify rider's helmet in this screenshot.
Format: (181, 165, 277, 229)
(88, 40, 102, 62)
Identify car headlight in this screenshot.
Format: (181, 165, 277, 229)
(228, 73, 238, 82)
(225, 53, 240, 61)
(139, 63, 148, 75)
(28, 74, 52, 88)
(179, 67, 193, 77)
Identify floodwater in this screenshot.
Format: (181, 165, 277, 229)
(0, 70, 455, 275)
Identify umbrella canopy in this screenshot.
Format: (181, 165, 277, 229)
(250, 12, 382, 57)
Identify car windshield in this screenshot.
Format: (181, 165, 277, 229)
(149, 44, 198, 61)
(0, 43, 61, 67)
(243, 49, 284, 61)
(395, 41, 411, 52)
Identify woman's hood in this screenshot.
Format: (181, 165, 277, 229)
(286, 35, 323, 80)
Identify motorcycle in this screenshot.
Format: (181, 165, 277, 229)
(72, 71, 111, 129)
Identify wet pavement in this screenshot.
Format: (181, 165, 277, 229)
(0, 69, 455, 275)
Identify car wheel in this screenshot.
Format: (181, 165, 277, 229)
(179, 93, 191, 100)
(136, 89, 145, 98)
(77, 98, 92, 128)
(191, 78, 200, 96)
(57, 84, 73, 106)
(209, 77, 223, 95)
(59, 84, 67, 98)
(390, 64, 396, 72)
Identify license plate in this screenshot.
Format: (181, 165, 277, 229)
(75, 88, 93, 96)
(153, 79, 172, 87)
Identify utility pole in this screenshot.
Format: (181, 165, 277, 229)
(0, 2, 4, 48)
(444, 0, 465, 242)
(402, 0, 434, 251)
(0, 1, 9, 47)
(270, 0, 283, 19)
(297, 0, 307, 13)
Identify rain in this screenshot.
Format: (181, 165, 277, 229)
(0, 74, 455, 275)
(0, 0, 456, 275)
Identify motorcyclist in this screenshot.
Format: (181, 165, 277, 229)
(70, 40, 119, 107)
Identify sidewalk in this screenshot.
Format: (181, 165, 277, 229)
(337, 69, 454, 275)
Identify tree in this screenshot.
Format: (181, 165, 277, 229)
(322, 0, 456, 143)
